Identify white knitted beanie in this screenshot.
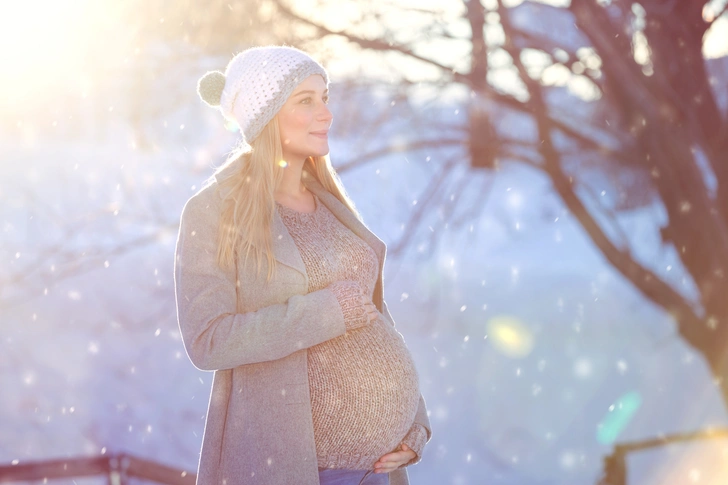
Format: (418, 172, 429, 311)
(197, 45, 329, 143)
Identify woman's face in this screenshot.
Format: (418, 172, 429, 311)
(277, 74, 332, 164)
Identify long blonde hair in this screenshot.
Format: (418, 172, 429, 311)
(212, 114, 362, 283)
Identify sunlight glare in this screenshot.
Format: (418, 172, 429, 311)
(704, 15, 728, 59)
(0, 0, 92, 111)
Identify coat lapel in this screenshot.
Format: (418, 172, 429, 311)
(213, 158, 386, 281)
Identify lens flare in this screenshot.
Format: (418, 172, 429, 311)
(486, 316, 534, 358)
(224, 119, 239, 132)
(597, 390, 642, 445)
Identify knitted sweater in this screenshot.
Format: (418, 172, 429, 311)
(276, 193, 427, 470)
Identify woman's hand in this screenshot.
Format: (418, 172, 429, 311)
(372, 443, 416, 473)
(363, 299, 380, 325)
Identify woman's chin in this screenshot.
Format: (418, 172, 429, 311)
(283, 148, 330, 162)
(311, 147, 330, 158)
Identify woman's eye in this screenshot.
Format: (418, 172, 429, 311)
(300, 96, 329, 104)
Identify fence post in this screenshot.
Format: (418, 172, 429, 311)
(108, 455, 120, 485)
(599, 449, 626, 485)
(107, 454, 129, 485)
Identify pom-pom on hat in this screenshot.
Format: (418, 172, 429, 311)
(197, 45, 329, 143)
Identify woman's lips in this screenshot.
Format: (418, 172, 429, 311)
(310, 132, 328, 139)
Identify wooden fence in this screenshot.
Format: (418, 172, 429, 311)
(598, 428, 728, 485)
(0, 453, 196, 485)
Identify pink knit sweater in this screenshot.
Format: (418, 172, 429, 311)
(276, 193, 427, 470)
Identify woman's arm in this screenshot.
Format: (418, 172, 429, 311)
(399, 423, 429, 466)
(401, 393, 432, 466)
(174, 192, 364, 371)
(374, 393, 432, 471)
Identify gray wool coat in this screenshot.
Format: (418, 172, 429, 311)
(174, 158, 432, 485)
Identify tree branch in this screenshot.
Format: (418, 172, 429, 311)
(498, 0, 705, 340)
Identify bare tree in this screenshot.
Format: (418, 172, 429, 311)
(262, 0, 728, 404)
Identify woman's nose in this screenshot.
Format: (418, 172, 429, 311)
(318, 102, 333, 122)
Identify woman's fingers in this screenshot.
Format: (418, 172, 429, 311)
(372, 447, 416, 473)
(365, 301, 379, 324)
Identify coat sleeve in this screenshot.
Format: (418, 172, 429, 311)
(174, 192, 348, 371)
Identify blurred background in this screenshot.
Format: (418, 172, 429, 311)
(2, 0, 728, 484)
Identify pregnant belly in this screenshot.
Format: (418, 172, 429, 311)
(307, 317, 421, 461)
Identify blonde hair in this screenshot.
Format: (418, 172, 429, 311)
(213, 114, 362, 283)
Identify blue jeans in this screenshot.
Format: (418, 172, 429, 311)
(317, 467, 389, 485)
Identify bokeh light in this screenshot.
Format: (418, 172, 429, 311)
(597, 390, 642, 445)
(486, 316, 534, 358)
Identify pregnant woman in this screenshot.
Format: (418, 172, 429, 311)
(174, 45, 432, 485)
